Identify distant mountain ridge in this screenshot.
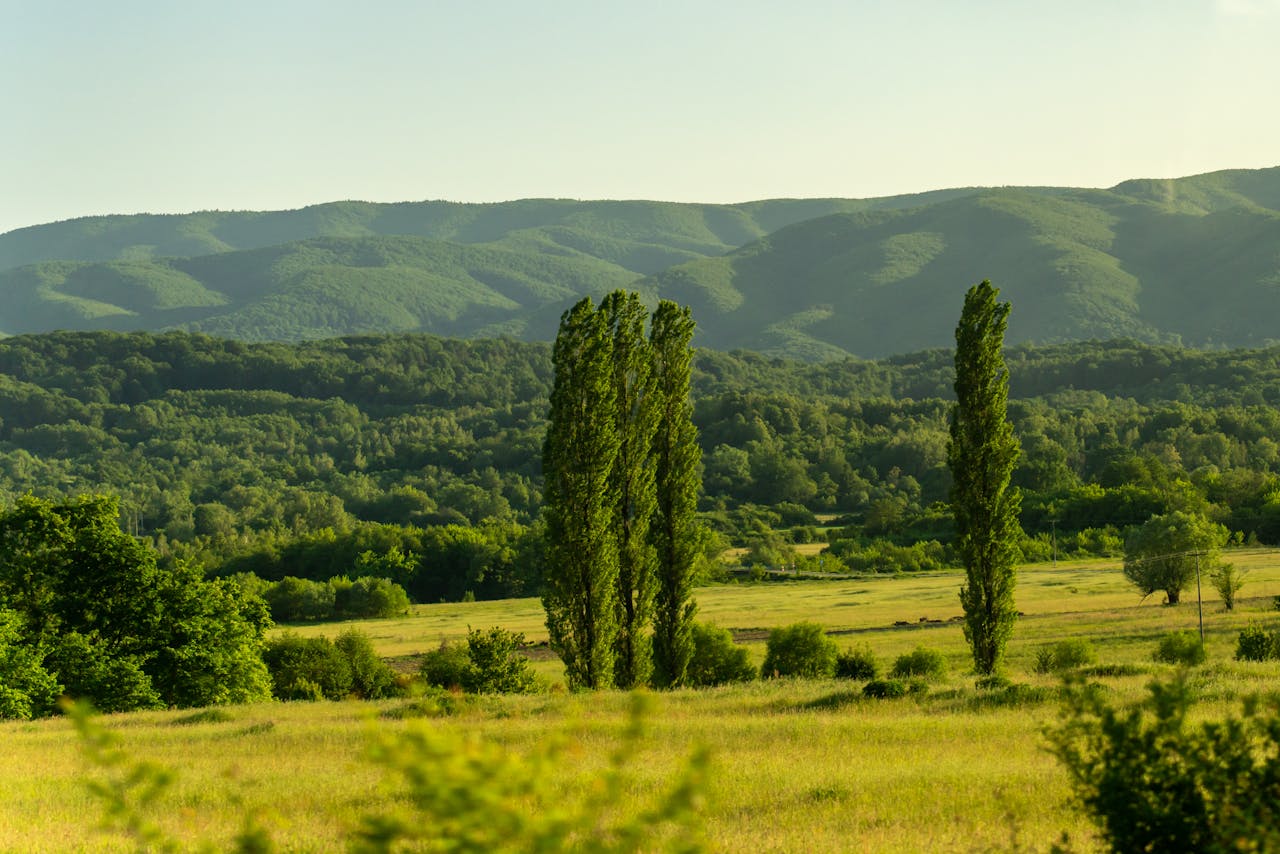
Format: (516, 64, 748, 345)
(2, 168, 1278, 358)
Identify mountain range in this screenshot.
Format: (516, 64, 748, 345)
(2, 167, 1278, 359)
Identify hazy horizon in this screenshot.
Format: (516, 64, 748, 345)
(6, 0, 1280, 235)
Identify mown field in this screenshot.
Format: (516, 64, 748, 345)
(4, 553, 1280, 852)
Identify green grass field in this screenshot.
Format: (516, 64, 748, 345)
(3, 553, 1280, 852)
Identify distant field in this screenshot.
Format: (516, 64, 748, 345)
(3, 553, 1280, 852)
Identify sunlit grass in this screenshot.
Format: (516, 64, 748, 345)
(3, 552, 1279, 851)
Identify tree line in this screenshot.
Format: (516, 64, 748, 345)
(6, 331, 1280, 599)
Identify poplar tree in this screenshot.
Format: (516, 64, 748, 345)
(601, 291, 660, 688)
(542, 297, 620, 689)
(948, 280, 1022, 675)
(649, 300, 701, 688)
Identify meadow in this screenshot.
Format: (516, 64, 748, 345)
(3, 553, 1280, 852)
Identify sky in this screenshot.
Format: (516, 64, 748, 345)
(3, 0, 1279, 235)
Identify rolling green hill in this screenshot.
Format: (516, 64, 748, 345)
(2, 168, 1278, 358)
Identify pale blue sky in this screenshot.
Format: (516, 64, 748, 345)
(3, 0, 1278, 235)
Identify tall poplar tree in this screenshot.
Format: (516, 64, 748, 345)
(601, 291, 660, 688)
(542, 297, 620, 690)
(649, 300, 701, 688)
(948, 280, 1022, 675)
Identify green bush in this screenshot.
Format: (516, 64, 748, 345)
(419, 642, 471, 690)
(464, 627, 538, 695)
(334, 629, 406, 699)
(834, 645, 878, 680)
(1234, 623, 1278, 662)
(334, 576, 413, 619)
(264, 577, 336, 622)
(1153, 630, 1206, 666)
(890, 646, 947, 681)
(263, 634, 353, 700)
(1048, 675, 1280, 852)
(417, 629, 539, 695)
(686, 623, 755, 687)
(760, 622, 838, 679)
(1033, 638, 1097, 674)
(862, 678, 908, 699)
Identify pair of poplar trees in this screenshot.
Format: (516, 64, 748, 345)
(542, 292, 701, 690)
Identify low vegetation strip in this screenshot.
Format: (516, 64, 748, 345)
(4, 557, 1279, 850)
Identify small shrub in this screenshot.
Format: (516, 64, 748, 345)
(335, 629, 406, 699)
(1048, 674, 1280, 852)
(262, 634, 353, 700)
(834, 645, 878, 680)
(975, 674, 1012, 691)
(465, 627, 538, 695)
(1209, 564, 1245, 612)
(760, 622, 838, 679)
(686, 623, 755, 687)
(862, 678, 908, 699)
(1034, 638, 1097, 674)
(890, 646, 947, 681)
(419, 641, 471, 690)
(1234, 622, 1278, 662)
(1153, 630, 1206, 666)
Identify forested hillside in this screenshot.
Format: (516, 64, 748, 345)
(2, 168, 1278, 357)
(5, 331, 1280, 600)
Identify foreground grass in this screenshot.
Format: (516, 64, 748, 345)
(3, 553, 1280, 852)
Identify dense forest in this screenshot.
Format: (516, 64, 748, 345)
(4, 331, 1280, 601)
(3, 167, 1280, 358)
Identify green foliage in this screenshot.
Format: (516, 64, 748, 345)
(650, 300, 702, 689)
(1234, 623, 1279, 662)
(1033, 639, 1097, 675)
(1123, 511, 1228, 604)
(0, 608, 60, 720)
(463, 627, 539, 695)
(1047, 675, 1280, 852)
(1152, 630, 1207, 666)
(419, 642, 472, 691)
(760, 622, 838, 679)
(603, 291, 660, 690)
(889, 646, 948, 681)
(834, 645, 879, 680)
(542, 297, 621, 690)
(1210, 563, 1246, 611)
(335, 629, 405, 700)
(949, 281, 1022, 675)
(685, 623, 755, 688)
(826, 538, 950, 573)
(862, 678, 908, 699)
(46, 632, 163, 713)
(0, 494, 271, 714)
(264, 576, 336, 622)
(262, 634, 353, 701)
(264, 575, 411, 623)
(417, 628, 539, 695)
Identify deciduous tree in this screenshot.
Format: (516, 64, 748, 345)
(948, 281, 1022, 675)
(650, 300, 701, 688)
(541, 298, 620, 689)
(601, 291, 660, 688)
